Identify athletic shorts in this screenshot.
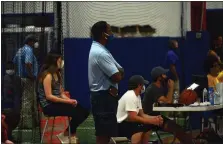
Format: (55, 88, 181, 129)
(91, 90, 119, 137)
(118, 121, 153, 139)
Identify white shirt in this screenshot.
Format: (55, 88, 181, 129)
(116, 90, 142, 123)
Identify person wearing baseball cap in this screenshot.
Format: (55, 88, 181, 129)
(142, 66, 193, 144)
(117, 75, 163, 143)
(204, 54, 221, 91)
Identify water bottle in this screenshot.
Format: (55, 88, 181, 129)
(208, 87, 215, 105)
(214, 92, 220, 105)
(203, 88, 208, 102)
(173, 91, 179, 104)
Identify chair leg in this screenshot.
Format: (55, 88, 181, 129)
(155, 130, 163, 144)
(50, 117, 56, 143)
(41, 118, 49, 143)
(68, 117, 71, 144)
(110, 137, 116, 144)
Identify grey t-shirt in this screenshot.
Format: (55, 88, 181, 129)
(142, 83, 165, 115)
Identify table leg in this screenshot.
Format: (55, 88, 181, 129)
(201, 117, 204, 133)
(170, 112, 177, 144)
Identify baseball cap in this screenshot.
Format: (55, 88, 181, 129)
(24, 34, 38, 44)
(128, 75, 149, 90)
(151, 66, 169, 80)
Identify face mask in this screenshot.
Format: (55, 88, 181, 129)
(60, 60, 64, 69)
(6, 70, 15, 75)
(104, 33, 114, 48)
(141, 85, 146, 94)
(34, 42, 39, 48)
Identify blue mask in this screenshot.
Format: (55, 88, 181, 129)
(105, 33, 114, 48)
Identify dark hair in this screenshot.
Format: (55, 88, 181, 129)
(153, 76, 160, 82)
(38, 53, 62, 83)
(128, 84, 141, 90)
(91, 21, 107, 42)
(168, 40, 177, 49)
(204, 55, 219, 74)
(24, 34, 37, 44)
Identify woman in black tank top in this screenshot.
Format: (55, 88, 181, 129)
(37, 53, 89, 143)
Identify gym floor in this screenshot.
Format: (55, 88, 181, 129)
(41, 114, 201, 144)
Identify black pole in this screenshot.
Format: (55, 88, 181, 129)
(56, 1, 62, 54)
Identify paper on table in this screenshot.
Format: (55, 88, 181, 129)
(187, 83, 199, 90)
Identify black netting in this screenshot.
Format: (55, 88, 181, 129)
(60, 2, 185, 38)
(1, 1, 61, 143)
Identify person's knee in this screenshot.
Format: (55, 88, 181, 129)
(71, 106, 90, 123)
(78, 107, 90, 121)
(142, 130, 151, 143)
(131, 132, 143, 144)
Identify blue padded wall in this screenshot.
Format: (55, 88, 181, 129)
(64, 33, 210, 111)
(182, 31, 210, 88)
(64, 38, 92, 109)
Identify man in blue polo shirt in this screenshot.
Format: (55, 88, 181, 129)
(13, 34, 39, 130)
(88, 21, 124, 144)
(164, 40, 181, 94)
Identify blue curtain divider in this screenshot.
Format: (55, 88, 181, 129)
(64, 32, 210, 113)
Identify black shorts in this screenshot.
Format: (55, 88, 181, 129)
(118, 121, 153, 139)
(91, 90, 119, 137)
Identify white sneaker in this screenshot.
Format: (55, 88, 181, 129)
(63, 136, 79, 144)
(71, 137, 79, 144)
(57, 132, 69, 144)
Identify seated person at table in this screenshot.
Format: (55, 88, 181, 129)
(204, 55, 221, 91)
(117, 75, 163, 144)
(142, 66, 193, 144)
(208, 50, 221, 62)
(217, 71, 223, 83)
(37, 53, 89, 143)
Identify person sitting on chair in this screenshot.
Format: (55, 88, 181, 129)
(37, 53, 89, 143)
(204, 55, 221, 91)
(142, 66, 193, 144)
(117, 75, 163, 144)
(217, 71, 223, 83)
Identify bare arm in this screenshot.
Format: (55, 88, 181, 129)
(43, 74, 71, 104)
(110, 72, 123, 83)
(24, 48, 36, 79)
(127, 110, 162, 126)
(138, 109, 157, 119)
(118, 68, 125, 79)
(60, 91, 70, 100)
(59, 73, 70, 100)
(25, 63, 35, 79)
(157, 79, 174, 103)
(127, 111, 149, 124)
(158, 90, 174, 103)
